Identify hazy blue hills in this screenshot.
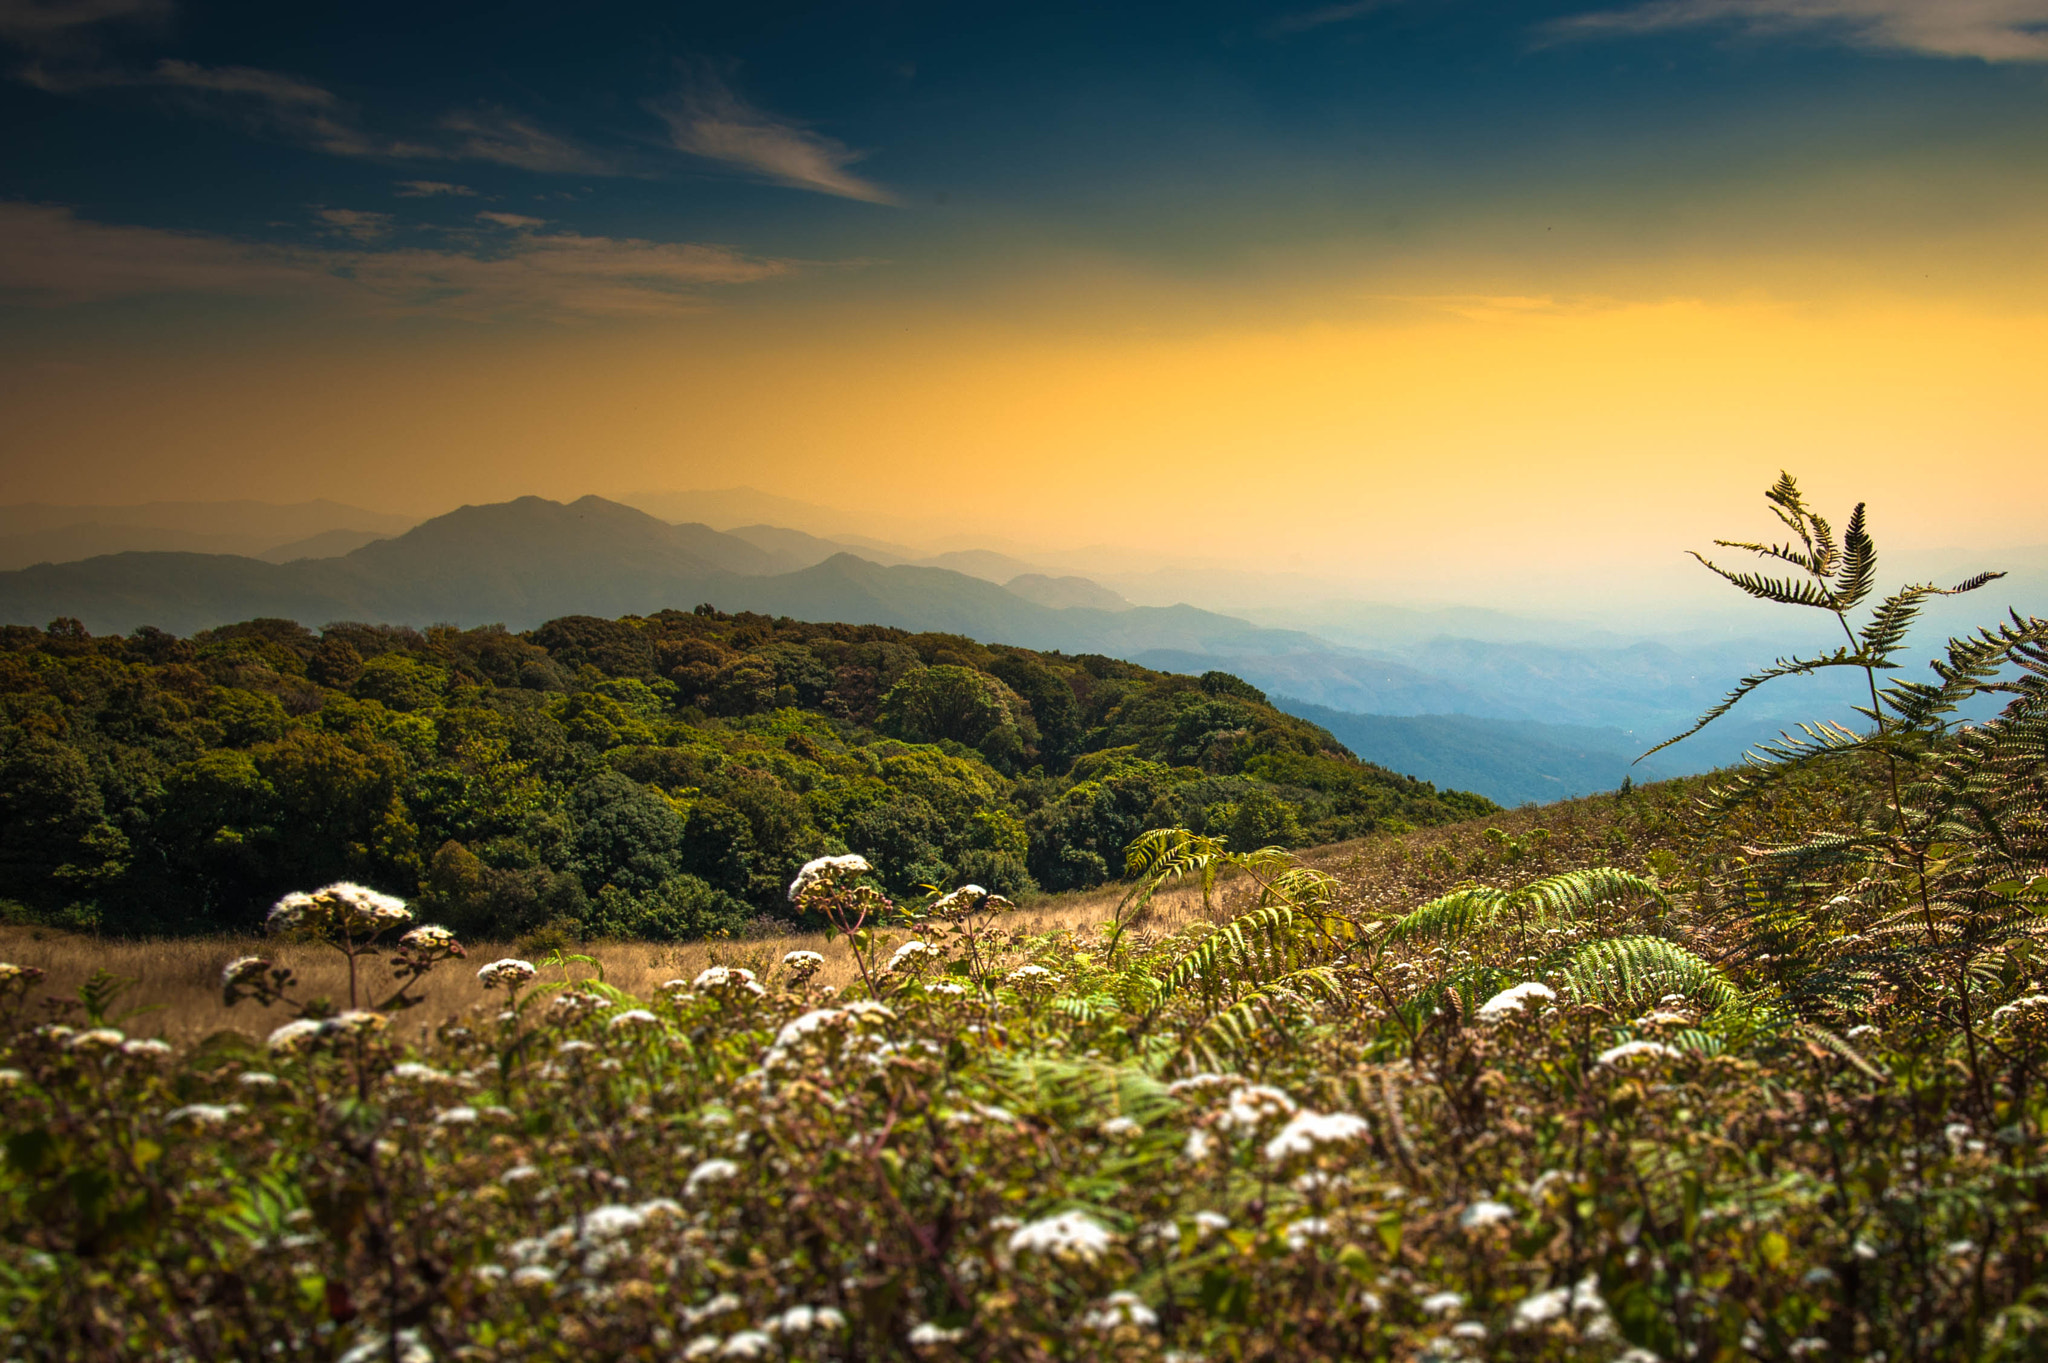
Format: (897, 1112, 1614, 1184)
(0, 496, 1329, 662)
(0, 491, 1942, 799)
(1275, 701, 1678, 807)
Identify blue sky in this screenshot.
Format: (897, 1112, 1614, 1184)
(2, 1, 2045, 585)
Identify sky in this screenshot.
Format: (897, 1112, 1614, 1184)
(3, 0, 2046, 601)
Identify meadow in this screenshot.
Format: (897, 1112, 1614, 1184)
(3, 479, 2045, 1361)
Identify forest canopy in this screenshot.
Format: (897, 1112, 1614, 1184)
(0, 610, 1492, 938)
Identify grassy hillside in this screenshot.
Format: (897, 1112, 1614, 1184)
(0, 609, 1490, 937)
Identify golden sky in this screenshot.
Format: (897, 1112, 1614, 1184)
(4, 0, 2047, 599)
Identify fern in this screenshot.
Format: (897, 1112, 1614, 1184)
(1561, 936, 1739, 1013)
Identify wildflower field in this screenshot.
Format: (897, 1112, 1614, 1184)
(3, 478, 2046, 1361)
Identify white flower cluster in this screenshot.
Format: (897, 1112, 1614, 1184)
(1217, 1084, 1298, 1131)
(693, 965, 766, 999)
(1080, 1291, 1157, 1331)
(1458, 1200, 1514, 1231)
(761, 1002, 896, 1073)
(220, 955, 270, 989)
(165, 1103, 245, 1128)
(397, 924, 460, 953)
(477, 957, 537, 989)
(548, 991, 613, 1023)
(1004, 964, 1059, 990)
(267, 882, 411, 937)
(1007, 1209, 1115, 1263)
(787, 853, 871, 902)
(887, 940, 940, 973)
(781, 950, 825, 978)
(1475, 981, 1555, 1023)
(607, 1008, 661, 1033)
(267, 1010, 390, 1055)
(1595, 1040, 1680, 1067)
(1263, 1110, 1370, 1162)
(929, 884, 1011, 916)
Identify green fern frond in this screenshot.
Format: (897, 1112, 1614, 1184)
(1563, 936, 1739, 1012)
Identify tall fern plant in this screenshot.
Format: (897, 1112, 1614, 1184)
(1645, 472, 2047, 1109)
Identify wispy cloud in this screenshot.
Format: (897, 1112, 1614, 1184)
(1271, 1, 1398, 35)
(0, 202, 800, 319)
(314, 207, 394, 241)
(650, 66, 895, 204)
(476, 210, 547, 229)
(1549, 0, 2048, 62)
(393, 180, 476, 197)
(435, 107, 613, 174)
(0, 0, 167, 41)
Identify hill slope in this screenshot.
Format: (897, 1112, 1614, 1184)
(0, 608, 1492, 936)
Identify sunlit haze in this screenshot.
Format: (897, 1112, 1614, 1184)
(5, 0, 2046, 607)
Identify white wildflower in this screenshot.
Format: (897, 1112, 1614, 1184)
(165, 1103, 244, 1128)
(267, 1018, 326, 1053)
(1008, 1209, 1114, 1263)
(579, 1205, 645, 1240)
(434, 1106, 479, 1126)
(1459, 1200, 1514, 1230)
(1264, 1110, 1370, 1161)
(766, 1305, 846, 1334)
(1183, 1129, 1215, 1161)
(720, 1333, 773, 1359)
(1451, 1321, 1488, 1340)
(1420, 1290, 1464, 1315)
(1218, 1084, 1297, 1130)
(501, 1164, 540, 1185)
(887, 940, 939, 972)
(1476, 981, 1555, 1023)
(1283, 1217, 1330, 1250)
(1596, 1040, 1680, 1067)
(1514, 1287, 1570, 1327)
(907, 1322, 965, 1346)
(1081, 1291, 1158, 1330)
(789, 853, 871, 901)
(1193, 1210, 1230, 1234)
(694, 965, 765, 998)
(65, 1027, 125, 1051)
(477, 958, 537, 989)
(221, 955, 269, 988)
(781, 950, 825, 976)
(237, 1071, 281, 1090)
(1166, 1072, 1238, 1097)
(607, 1008, 660, 1031)
(121, 1037, 173, 1059)
(1101, 1116, 1141, 1137)
(688, 1158, 740, 1192)
(510, 1265, 556, 1288)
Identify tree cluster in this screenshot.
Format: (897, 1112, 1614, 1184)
(0, 609, 1492, 937)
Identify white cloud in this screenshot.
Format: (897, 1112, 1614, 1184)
(435, 108, 613, 174)
(1550, 0, 2048, 62)
(476, 210, 547, 229)
(1272, 1, 1398, 35)
(650, 67, 895, 204)
(0, 202, 798, 319)
(314, 207, 394, 241)
(394, 180, 476, 197)
(0, 0, 166, 40)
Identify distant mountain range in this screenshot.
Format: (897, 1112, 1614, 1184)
(4, 491, 1998, 801)
(1276, 702, 1678, 807)
(0, 499, 412, 571)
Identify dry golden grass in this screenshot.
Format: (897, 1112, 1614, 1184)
(0, 790, 1664, 1047)
(0, 878, 1226, 1047)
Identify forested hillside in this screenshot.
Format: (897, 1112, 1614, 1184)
(0, 609, 1491, 937)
